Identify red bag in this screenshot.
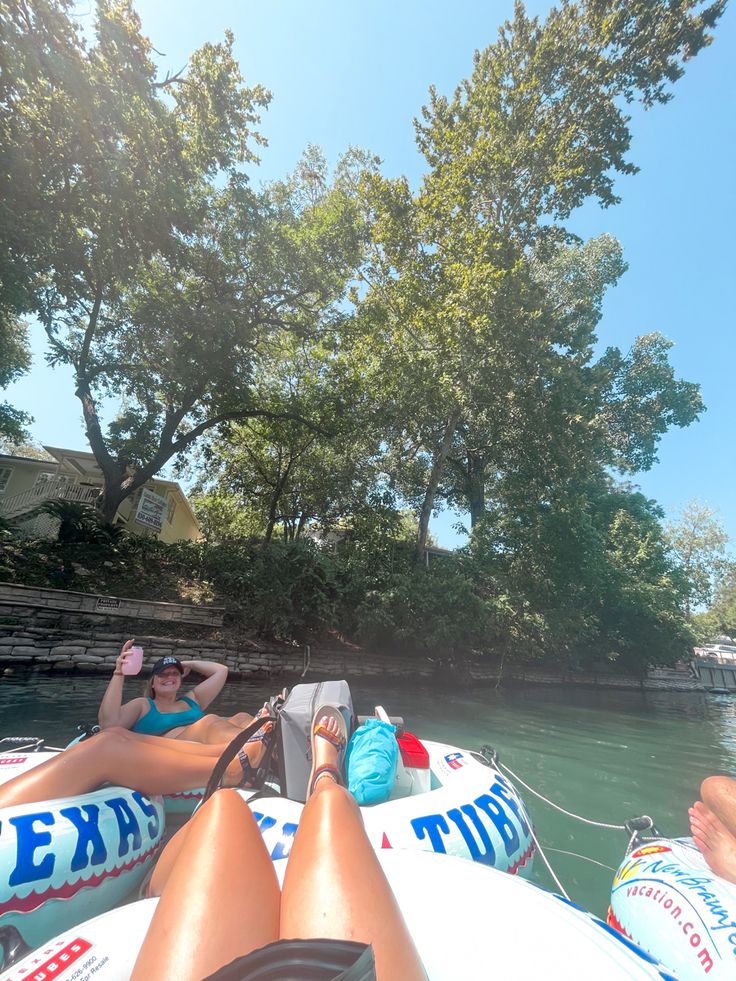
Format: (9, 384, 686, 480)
(397, 731, 429, 769)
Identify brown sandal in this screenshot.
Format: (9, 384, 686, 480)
(307, 704, 348, 798)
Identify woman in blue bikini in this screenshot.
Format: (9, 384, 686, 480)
(98, 640, 259, 745)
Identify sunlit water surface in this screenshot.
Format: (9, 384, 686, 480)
(1, 674, 733, 918)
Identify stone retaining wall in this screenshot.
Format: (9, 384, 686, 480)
(0, 622, 434, 680)
(0, 618, 704, 691)
(0, 581, 224, 626)
(0, 583, 704, 690)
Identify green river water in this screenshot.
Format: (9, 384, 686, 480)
(1, 675, 733, 919)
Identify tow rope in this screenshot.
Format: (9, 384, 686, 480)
(478, 744, 663, 901)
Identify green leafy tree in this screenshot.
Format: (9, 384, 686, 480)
(698, 564, 736, 640)
(196, 329, 386, 543)
(665, 500, 730, 614)
(355, 0, 720, 558)
(3, 2, 350, 524)
(3, 4, 370, 523)
(594, 490, 694, 669)
(464, 477, 692, 668)
(189, 489, 264, 542)
(0, 319, 31, 442)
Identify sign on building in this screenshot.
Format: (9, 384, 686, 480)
(134, 488, 168, 532)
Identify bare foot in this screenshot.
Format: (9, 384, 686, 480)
(689, 800, 736, 884)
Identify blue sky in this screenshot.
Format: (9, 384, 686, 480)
(7, 0, 735, 547)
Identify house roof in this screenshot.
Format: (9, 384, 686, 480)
(0, 453, 53, 465)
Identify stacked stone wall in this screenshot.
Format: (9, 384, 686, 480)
(0, 581, 704, 690)
(0, 582, 223, 626)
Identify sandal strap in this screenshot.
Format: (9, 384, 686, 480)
(238, 749, 258, 788)
(246, 720, 274, 744)
(312, 722, 345, 751)
(309, 764, 342, 793)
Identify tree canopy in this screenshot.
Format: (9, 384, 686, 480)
(1, 0, 726, 670)
(350, 0, 714, 557)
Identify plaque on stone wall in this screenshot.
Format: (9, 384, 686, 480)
(96, 597, 121, 611)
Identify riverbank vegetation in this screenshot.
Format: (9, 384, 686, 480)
(0, 0, 728, 670)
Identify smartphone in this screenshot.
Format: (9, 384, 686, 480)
(122, 645, 144, 675)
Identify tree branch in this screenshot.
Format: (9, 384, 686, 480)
(154, 64, 188, 89)
(77, 285, 103, 380)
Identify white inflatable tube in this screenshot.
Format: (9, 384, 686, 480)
(1, 850, 676, 981)
(609, 837, 736, 981)
(0, 737, 533, 962)
(240, 740, 535, 875)
(0, 753, 165, 955)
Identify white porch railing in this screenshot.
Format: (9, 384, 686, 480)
(0, 479, 102, 519)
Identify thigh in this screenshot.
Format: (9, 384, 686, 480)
(132, 791, 280, 981)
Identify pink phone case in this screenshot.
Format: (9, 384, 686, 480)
(122, 646, 144, 675)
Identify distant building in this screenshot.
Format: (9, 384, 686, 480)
(0, 445, 201, 543)
(693, 642, 736, 664)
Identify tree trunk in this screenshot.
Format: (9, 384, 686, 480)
(99, 484, 125, 524)
(264, 495, 279, 544)
(415, 407, 462, 563)
(264, 461, 293, 545)
(467, 451, 486, 528)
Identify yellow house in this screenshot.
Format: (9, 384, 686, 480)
(0, 445, 202, 543)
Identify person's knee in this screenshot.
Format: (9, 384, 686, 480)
(313, 780, 360, 819)
(196, 789, 249, 829)
(91, 726, 130, 749)
(208, 788, 245, 813)
(701, 775, 736, 807)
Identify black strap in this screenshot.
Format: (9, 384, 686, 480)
(201, 714, 278, 804)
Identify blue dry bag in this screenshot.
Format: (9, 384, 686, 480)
(345, 717, 398, 806)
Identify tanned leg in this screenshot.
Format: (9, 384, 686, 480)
(146, 820, 191, 897)
(280, 714, 426, 981)
(0, 728, 258, 807)
(132, 790, 279, 981)
(126, 731, 227, 756)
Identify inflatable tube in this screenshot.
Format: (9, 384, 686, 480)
(0, 755, 165, 958)
(238, 739, 535, 876)
(161, 789, 204, 815)
(0, 850, 676, 981)
(2, 737, 534, 873)
(0, 735, 532, 961)
(609, 837, 736, 981)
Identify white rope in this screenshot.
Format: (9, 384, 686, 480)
(498, 760, 627, 831)
(526, 822, 570, 900)
(545, 846, 617, 873)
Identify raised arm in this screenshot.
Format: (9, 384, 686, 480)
(182, 660, 229, 711)
(98, 641, 147, 730)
